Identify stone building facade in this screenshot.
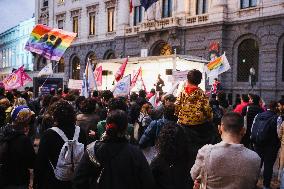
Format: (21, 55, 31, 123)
(0, 17, 35, 80)
(35, 0, 284, 102)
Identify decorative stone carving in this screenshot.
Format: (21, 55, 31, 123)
(87, 4, 99, 14)
(70, 8, 82, 18)
(56, 12, 66, 21)
(105, 0, 116, 8)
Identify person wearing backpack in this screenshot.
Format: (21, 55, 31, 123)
(34, 100, 87, 189)
(73, 110, 155, 189)
(251, 101, 280, 189)
(0, 105, 36, 189)
(241, 94, 264, 148)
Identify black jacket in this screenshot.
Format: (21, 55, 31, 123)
(241, 104, 264, 146)
(1, 126, 36, 187)
(150, 156, 190, 189)
(73, 138, 155, 189)
(33, 126, 87, 189)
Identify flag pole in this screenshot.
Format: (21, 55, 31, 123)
(40, 61, 59, 88)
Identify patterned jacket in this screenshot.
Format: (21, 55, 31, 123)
(175, 87, 212, 125)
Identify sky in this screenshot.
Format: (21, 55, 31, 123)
(0, 0, 35, 33)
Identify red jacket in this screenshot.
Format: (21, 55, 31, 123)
(234, 102, 249, 114)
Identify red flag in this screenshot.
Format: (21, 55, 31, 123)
(115, 58, 128, 82)
(141, 78, 147, 92)
(130, 0, 133, 13)
(131, 67, 142, 87)
(94, 65, 102, 87)
(3, 66, 32, 90)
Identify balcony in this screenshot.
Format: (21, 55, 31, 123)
(125, 17, 180, 35)
(184, 14, 209, 26)
(125, 26, 140, 35)
(141, 17, 180, 31)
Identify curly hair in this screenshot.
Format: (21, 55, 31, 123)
(156, 123, 189, 164)
(52, 100, 76, 128)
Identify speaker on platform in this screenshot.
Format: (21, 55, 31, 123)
(166, 69, 173, 75)
(102, 70, 109, 76)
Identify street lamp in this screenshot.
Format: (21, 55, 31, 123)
(249, 67, 256, 90)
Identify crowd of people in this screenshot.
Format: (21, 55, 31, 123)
(1, 69, 284, 189)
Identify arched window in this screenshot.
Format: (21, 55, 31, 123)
(71, 57, 80, 80)
(103, 50, 115, 60)
(37, 57, 46, 71)
(151, 41, 173, 56)
(58, 57, 64, 73)
(237, 39, 259, 82)
(87, 53, 97, 65)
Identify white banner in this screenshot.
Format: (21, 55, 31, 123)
(68, 79, 82, 90)
(172, 70, 188, 81)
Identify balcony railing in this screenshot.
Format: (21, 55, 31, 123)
(125, 17, 180, 35)
(125, 15, 210, 35)
(185, 14, 209, 25)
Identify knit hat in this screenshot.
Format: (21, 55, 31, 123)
(11, 105, 34, 123)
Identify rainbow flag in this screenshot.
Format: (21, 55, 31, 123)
(206, 56, 222, 71)
(205, 53, 231, 78)
(25, 24, 76, 61)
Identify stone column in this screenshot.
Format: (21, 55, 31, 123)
(117, 0, 130, 36)
(176, 0, 190, 17)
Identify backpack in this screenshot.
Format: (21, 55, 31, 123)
(251, 114, 277, 144)
(49, 126, 84, 181)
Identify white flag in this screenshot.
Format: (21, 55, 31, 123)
(38, 63, 53, 77)
(113, 74, 131, 97)
(81, 60, 97, 98)
(205, 52, 231, 78)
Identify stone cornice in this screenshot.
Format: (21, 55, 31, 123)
(86, 3, 99, 14)
(104, 0, 116, 8)
(56, 12, 66, 21)
(70, 8, 82, 18)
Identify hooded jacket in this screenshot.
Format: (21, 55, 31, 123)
(175, 86, 212, 126)
(73, 137, 155, 189)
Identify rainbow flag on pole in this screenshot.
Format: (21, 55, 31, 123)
(205, 53, 231, 78)
(25, 24, 76, 61)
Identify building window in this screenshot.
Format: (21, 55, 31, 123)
(196, 0, 208, 15)
(58, 58, 64, 72)
(73, 16, 79, 36)
(72, 57, 80, 80)
(43, 0, 48, 7)
(240, 0, 257, 9)
(107, 8, 115, 32)
(58, 20, 63, 29)
(89, 14, 96, 35)
(103, 50, 115, 60)
(162, 0, 172, 18)
(237, 39, 259, 82)
(134, 6, 143, 26)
